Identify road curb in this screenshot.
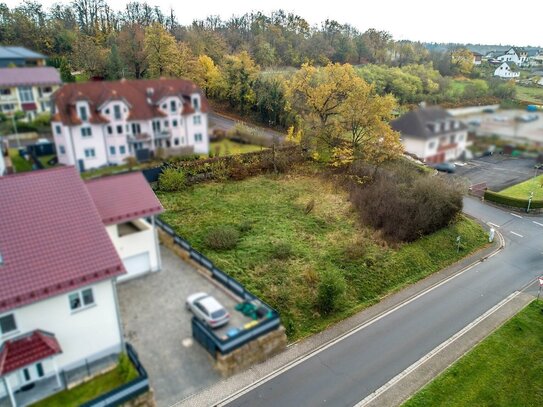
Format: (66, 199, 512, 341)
(175, 218, 504, 407)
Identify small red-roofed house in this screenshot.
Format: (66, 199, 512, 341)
(86, 172, 164, 281)
(0, 167, 126, 406)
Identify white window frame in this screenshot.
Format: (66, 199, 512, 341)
(113, 105, 122, 120)
(84, 148, 96, 158)
(18, 86, 34, 103)
(119, 145, 126, 155)
(195, 133, 203, 142)
(59, 145, 66, 155)
(81, 127, 92, 137)
(193, 115, 201, 125)
(69, 288, 95, 312)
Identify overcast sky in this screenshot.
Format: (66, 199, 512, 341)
(3, 0, 541, 46)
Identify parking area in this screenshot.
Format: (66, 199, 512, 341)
(117, 245, 252, 407)
(455, 155, 537, 191)
(459, 109, 543, 142)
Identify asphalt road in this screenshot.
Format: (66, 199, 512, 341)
(227, 198, 542, 407)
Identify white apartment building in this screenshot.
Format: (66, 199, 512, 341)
(51, 78, 210, 172)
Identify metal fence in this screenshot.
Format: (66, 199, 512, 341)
(155, 218, 281, 358)
(80, 343, 149, 407)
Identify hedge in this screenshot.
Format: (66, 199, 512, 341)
(484, 190, 543, 209)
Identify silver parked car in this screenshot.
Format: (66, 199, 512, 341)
(186, 292, 230, 328)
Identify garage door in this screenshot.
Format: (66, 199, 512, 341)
(121, 252, 151, 281)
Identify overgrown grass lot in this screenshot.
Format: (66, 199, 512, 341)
(159, 167, 487, 340)
(516, 85, 543, 104)
(500, 174, 543, 200)
(404, 300, 543, 407)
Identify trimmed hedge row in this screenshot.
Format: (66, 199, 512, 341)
(484, 190, 543, 209)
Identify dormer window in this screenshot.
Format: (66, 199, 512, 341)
(114, 105, 121, 120)
(193, 97, 199, 110)
(79, 106, 88, 121)
(170, 100, 177, 113)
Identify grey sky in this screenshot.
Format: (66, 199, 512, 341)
(3, 0, 541, 46)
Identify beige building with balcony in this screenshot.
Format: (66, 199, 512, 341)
(0, 67, 62, 120)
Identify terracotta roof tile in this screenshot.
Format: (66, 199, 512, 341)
(0, 330, 61, 374)
(52, 78, 209, 126)
(85, 172, 163, 225)
(0, 167, 125, 313)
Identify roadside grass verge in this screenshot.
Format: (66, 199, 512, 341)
(499, 174, 543, 200)
(404, 300, 543, 407)
(31, 355, 138, 407)
(159, 173, 488, 341)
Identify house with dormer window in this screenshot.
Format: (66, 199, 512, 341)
(391, 106, 468, 164)
(496, 47, 528, 66)
(50, 78, 210, 172)
(494, 62, 520, 79)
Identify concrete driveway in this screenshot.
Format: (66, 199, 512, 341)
(117, 246, 250, 406)
(455, 155, 537, 191)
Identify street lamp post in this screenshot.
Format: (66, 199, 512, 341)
(11, 113, 21, 149)
(527, 191, 534, 213)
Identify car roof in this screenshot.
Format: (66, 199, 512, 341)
(197, 296, 224, 313)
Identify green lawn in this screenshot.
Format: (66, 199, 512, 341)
(499, 174, 543, 200)
(9, 148, 32, 172)
(31, 356, 138, 407)
(404, 300, 543, 407)
(159, 173, 488, 340)
(209, 139, 264, 157)
(516, 85, 543, 104)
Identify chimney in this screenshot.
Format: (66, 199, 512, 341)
(146, 88, 154, 97)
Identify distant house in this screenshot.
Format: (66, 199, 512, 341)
(0, 167, 126, 406)
(86, 172, 164, 281)
(0, 67, 62, 120)
(0, 46, 47, 68)
(471, 51, 483, 65)
(496, 47, 528, 66)
(391, 106, 468, 164)
(494, 62, 520, 79)
(51, 78, 210, 172)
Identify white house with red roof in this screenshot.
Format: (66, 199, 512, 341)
(0, 167, 129, 406)
(0, 67, 62, 120)
(50, 78, 210, 172)
(86, 172, 163, 281)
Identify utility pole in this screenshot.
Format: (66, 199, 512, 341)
(527, 191, 534, 213)
(11, 113, 21, 149)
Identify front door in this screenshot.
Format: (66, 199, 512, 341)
(20, 362, 45, 384)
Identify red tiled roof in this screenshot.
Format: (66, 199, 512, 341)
(52, 78, 209, 126)
(0, 330, 61, 375)
(0, 67, 61, 88)
(0, 167, 125, 313)
(85, 172, 163, 225)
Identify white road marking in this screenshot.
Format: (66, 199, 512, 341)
(533, 221, 543, 227)
(214, 243, 503, 406)
(510, 213, 523, 219)
(511, 231, 524, 238)
(355, 291, 522, 407)
(488, 222, 500, 228)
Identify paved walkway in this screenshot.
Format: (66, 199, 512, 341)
(176, 221, 506, 407)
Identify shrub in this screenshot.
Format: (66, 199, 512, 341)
(316, 269, 346, 315)
(204, 226, 240, 250)
(237, 220, 253, 233)
(270, 242, 294, 260)
(350, 167, 463, 242)
(159, 167, 186, 192)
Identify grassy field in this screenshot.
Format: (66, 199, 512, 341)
(31, 357, 138, 407)
(404, 300, 543, 407)
(500, 174, 543, 199)
(515, 85, 543, 104)
(209, 139, 264, 156)
(159, 171, 488, 340)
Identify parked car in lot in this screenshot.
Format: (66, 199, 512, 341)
(432, 162, 456, 173)
(515, 114, 539, 123)
(186, 292, 230, 328)
(493, 115, 509, 122)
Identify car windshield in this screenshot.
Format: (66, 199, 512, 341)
(211, 309, 226, 319)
